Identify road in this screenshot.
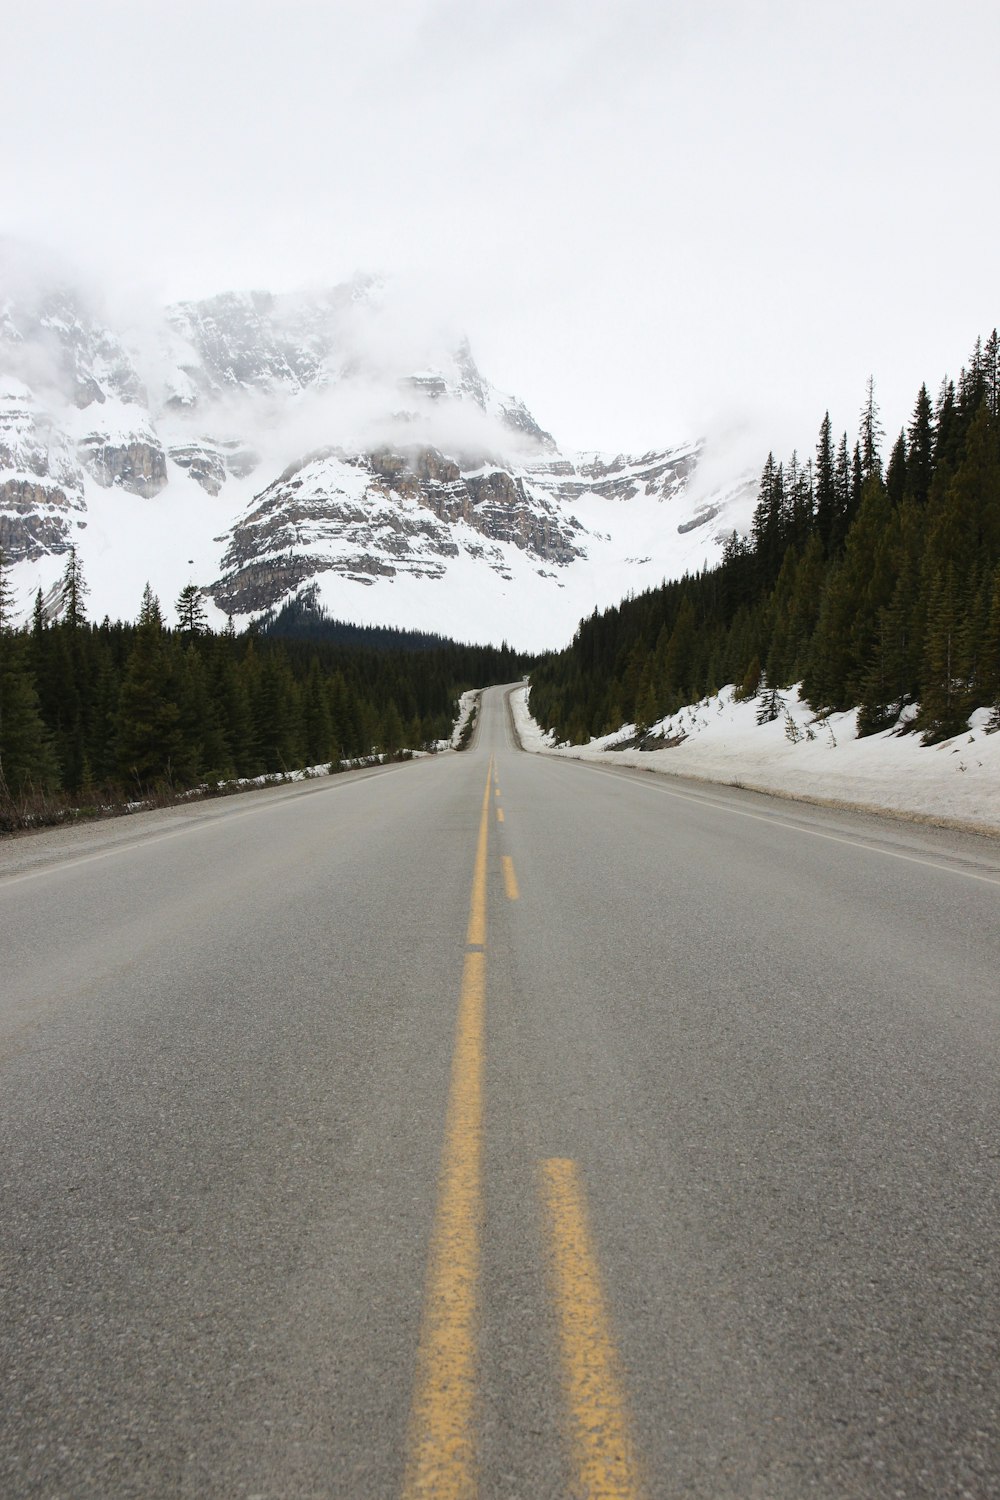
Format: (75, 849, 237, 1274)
(2, 683, 999, 1498)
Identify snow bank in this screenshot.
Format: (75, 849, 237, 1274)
(450, 689, 481, 748)
(510, 683, 1000, 835)
(509, 682, 556, 751)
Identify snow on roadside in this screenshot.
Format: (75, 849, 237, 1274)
(509, 683, 1000, 835)
(450, 689, 481, 748)
(508, 681, 556, 751)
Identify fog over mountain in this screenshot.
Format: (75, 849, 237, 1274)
(0, 249, 755, 651)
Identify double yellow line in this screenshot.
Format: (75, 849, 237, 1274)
(403, 760, 644, 1498)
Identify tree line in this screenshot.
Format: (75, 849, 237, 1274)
(0, 559, 524, 828)
(529, 331, 1000, 746)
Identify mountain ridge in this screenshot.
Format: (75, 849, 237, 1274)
(0, 262, 755, 650)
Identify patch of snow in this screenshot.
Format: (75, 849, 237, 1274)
(63, 397, 160, 446)
(509, 683, 556, 750)
(513, 682, 1000, 834)
(451, 689, 481, 748)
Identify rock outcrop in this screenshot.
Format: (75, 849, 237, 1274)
(76, 429, 168, 497)
(0, 380, 86, 560)
(210, 444, 589, 615)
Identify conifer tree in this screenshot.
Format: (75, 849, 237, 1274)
(659, 597, 698, 706)
(175, 584, 208, 635)
(918, 564, 968, 740)
(0, 551, 60, 805)
(924, 405, 1000, 583)
(0, 632, 61, 808)
(380, 700, 405, 756)
(751, 454, 787, 589)
(859, 376, 884, 481)
(178, 644, 230, 781)
(58, 546, 89, 628)
(138, 582, 163, 629)
(116, 590, 184, 788)
(886, 431, 907, 506)
(984, 329, 999, 420)
(959, 337, 986, 418)
(802, 561, 856, 711)
(785, 533, 826, 681)
(906, 384, 934, 504)
(302, 657, 333, 765)
(815, 413, 836, 552)
(934, 379, 958, 467)
(833, 432, 852, 549)
(209, 639, 253, 776)
(851, 441, 864, 513)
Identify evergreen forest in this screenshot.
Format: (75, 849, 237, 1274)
(0, 561, 523, 830)
(529, 332, 1000, 748)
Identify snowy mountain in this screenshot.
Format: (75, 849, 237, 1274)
(0, 260, 756, 651)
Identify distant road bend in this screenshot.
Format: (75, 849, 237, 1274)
(2, 684, 999, 1498)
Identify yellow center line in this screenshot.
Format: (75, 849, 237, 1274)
(466, 758, 492, 948)
(539, 1158, 646, 1500)
(501, 855, 519, 901)
(403, 758, 493, 1500)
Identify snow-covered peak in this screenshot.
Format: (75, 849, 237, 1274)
(1, 254, 759, 648)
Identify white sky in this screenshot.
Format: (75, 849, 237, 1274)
(4, 0, 998, 462)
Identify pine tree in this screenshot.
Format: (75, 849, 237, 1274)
(751, 454, 787, 590)
(886, 430, 907, 506)
(851, 440, 864, 513)
(918, 564, 969, 741)
(984, 329, 999, 420)
(815, 412, 836, 553)
(380, 700, 405, 756)
(802, 561, 857, 711)
(116, 602, 184, 789)
(785, 532, 826, 681)
(0, 552, 61, 814)
(958, 337, 987, 419)
(252, 649, 304, 773)
(175, 583, 209, 635)
(829, 432, 851, 553)
(302, 657, 333, 765)
(934, 379, 958, 467)
(859, 375, 884, 481)
(138, 582, 163, 629)
(209, 639, 253, 776)
(924, 405, 1000, 583)
(0, 634, 61, 813)
(906, 383, 934, 504)
(58, 546, 89, 628)
(658, 597, 698, 706)
(857, 576, 918, 738)
(177, 643, 230, 782)
(843, 474, 896, 703)
(764, 545, 800, 687)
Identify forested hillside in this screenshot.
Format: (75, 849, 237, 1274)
(529, 333, 1000, 747)
(0, 560, 522, 828)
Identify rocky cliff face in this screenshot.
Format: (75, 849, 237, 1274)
(212, 444, 587, 614)
(0, 380, 86, 561)
(530, 447, 699, 503)
(75, 422, 168, 497)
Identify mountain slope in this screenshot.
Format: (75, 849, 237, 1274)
(0, 260, 755, 649)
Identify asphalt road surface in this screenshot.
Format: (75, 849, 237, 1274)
(2, 684, 999, 1498)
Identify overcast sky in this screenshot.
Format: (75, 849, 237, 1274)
(4, 0, 998, 463)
